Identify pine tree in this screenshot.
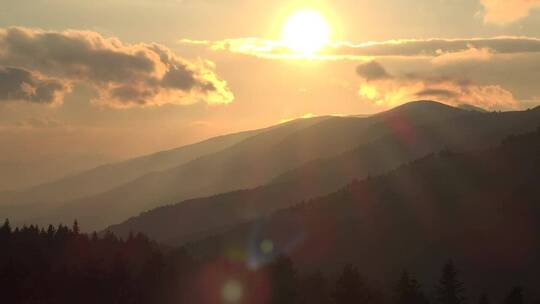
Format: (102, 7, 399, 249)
(503, 287, 523, 304)
(46, 224, 56, 239)
(298, 271, 330, 304)
(394, 270, 429, 304)
(0, 219, 12, 247)
(333, 264, 376, 304)
(91, 231, 99, 242)
(56, 224, 69, 240)
(269, 256, 298, 304)
(72, 220, 80, 235)
(436, 260, 466, 304)
(0, 218, 12, 235)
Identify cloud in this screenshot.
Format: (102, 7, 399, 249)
(181, 36, 540, 60)
(356, 61, 519, 111)
(334, 37, 540, 59)
(0, 27, 233, 107)
(431, 47, 493, 64)
(0, 66, 70, 105)
(181, 38, 296, 59)
(480, 0, 540, 24)
(182, 36, 539, 109)
(182, 35, 540, 109)
(355, 61, 390, 80)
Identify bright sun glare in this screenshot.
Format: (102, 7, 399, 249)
(281, 10, 331, 56)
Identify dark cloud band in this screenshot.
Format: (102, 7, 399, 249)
(0, 66, 69, 104)
(0, 27, 233, 107)
(334, 37, 540, 57)
(186, 36, 540, 59)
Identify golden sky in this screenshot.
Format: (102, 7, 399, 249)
(1, 0, 540, 189)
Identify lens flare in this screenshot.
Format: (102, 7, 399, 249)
(222, 279, 243, 303)
(260, 239, 274, 254)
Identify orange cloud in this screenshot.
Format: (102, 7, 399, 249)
(181, 36, 538, 110)
(0, 66, 70, 105)
(480, 0, 540, 24)
(356, 61, 519, 111)
(0, 27, 233, 107)
(432, 47, 493, 65)
(181, 36, 540, 60)
(181, 38, 315, 60)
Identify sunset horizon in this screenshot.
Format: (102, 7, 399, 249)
(1, 1, 540, 303)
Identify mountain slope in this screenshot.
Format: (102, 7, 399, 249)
(31, 101, 472, 230)
(0, 128, 266, 224)
(0, 153, 116, 192)
(19, 116, 333, 228)
(106, 104, 540, 243)
(0, 129, 259, 205)
(188, 128, 540, 297)
(272, 106, 540, 193)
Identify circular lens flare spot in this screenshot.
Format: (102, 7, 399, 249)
(281, 9, 331, 56)
(260, 239, 274, 254)
(222, 279, 243, 303)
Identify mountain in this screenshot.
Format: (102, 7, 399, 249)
(271, 104, 540, 194)
(187, 128, 540, 297)
(6, 116, 332, 228)
(0, 128, 263, 218)
(0, 153, 116, 192)
(20, 101, 471, 231)
(106, 102, 540, 244)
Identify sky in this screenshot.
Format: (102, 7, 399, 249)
(1, 0, 540, 190)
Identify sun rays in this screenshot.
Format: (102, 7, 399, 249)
(281, 9, 331, 57)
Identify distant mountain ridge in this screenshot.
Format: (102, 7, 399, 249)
(3, 116, 332, 229)
(0, 129, 260, 205)
(186, 128, 540, 297)
(53, 101, 480, 231)
(0, 128, 264, 220)
(106, 102, 540, 243)
(272, 104, 540, 190)
(0, 153, 117, 192)
(5, 101, 540, 233)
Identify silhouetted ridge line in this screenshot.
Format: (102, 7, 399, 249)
(184, 128, 540, 297)
(106, 106, 540, 246)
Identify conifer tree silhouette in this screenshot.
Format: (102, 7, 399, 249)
(333, 264, 377, 304)
(298, 271, 330, 304)
(268, 256, 298, 304)
(394, 270, 429, 304)
(436, 260, 466, 304)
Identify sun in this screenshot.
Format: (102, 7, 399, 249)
(281, 9, 331, 56)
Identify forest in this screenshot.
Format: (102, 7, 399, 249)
(0, 220, 532, 304)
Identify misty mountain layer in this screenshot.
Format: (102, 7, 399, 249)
(107, 101, 540, 243)
(187, 128, 540, 296)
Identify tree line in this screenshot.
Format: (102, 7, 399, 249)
(0, 219, 531, 304)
